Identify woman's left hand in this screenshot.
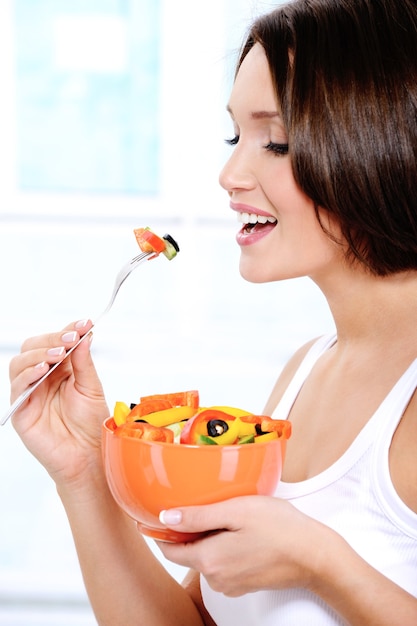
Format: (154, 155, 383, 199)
(157, 495, 326, 597)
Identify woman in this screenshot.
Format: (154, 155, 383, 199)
(8, 0, 417, 624)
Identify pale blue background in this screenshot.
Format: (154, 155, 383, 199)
(15, 0, 160, 193)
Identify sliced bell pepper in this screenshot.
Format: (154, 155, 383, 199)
(207, 416, 242, 445)
(254, 431, 279, 444)
(113, 401, 131, 427)
(140, 390, 199, 409)
(114, 421, 174, 443)
(127, 398, 173, 421)
(203, 405, 252, 418)
(137, 405, 196, 428)
(259, 417, 292, 439)
(239, 415, 291, 440)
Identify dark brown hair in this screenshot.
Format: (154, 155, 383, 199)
(239, 0, 417, 275)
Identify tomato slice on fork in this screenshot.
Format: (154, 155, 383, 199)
(134, 227, 167, 254)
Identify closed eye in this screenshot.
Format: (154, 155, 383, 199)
(224, 135, 239, 146)
(264, 142, 289, 156)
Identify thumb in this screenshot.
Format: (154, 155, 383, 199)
(159, 499, 243, 535)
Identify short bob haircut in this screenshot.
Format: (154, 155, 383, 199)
(238, 0, 417, 276)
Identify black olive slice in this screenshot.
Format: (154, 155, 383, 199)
(207, 419, 229, 437)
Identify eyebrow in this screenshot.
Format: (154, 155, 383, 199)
(226, 105, 280, 120)
(251, 110, 280, 120)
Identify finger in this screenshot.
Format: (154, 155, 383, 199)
(19, 319, 93, 353)
(159, 498, 244, 535)
(10, 320, 93, 380)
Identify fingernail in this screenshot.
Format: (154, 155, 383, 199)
(61, 331, 77, 342)
(35, 361, 47, 370)
(159, 509, 182, 525)
(47, 346, 65, 357)
(75, 319, 89, 329)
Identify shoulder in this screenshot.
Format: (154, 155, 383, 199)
(262, 336, 321, 416)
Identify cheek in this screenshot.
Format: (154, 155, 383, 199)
(262, 162, 314, 215)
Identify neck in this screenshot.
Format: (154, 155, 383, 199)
(314, 267, 417, 348)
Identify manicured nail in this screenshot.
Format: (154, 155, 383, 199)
(34, 361, 47, 370)
(47, 346, 65, 357)
(61, 331, 77, 342)
(75, 319, 89, 329)
(159, 509, 182, 525)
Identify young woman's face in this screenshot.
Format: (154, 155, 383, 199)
(220, 43, 342, 284)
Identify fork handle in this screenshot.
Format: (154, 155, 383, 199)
(0, 327, 95, 426)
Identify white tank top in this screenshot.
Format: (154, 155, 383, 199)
(201, 334, 417, 625)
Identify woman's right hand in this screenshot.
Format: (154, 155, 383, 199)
(8, 319, 110, 489)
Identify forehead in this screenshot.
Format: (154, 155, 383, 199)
(228, 43, 278, 117)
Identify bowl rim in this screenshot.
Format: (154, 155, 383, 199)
(102, 416, 288, 449)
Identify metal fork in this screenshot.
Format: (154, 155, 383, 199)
(1, 250, 154, 426)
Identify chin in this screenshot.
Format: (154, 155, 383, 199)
(239, 259, 275, 284)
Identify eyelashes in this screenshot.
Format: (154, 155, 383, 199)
(224, 136, 239, 146)
(224, 136, 289, 155)
(264, 141, 289, 156)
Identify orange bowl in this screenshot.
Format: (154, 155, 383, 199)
(102, 416, 288, 542)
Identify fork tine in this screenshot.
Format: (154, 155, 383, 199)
(98, 251, 152, 318)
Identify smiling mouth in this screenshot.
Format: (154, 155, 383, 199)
(237, 212, 278, 233)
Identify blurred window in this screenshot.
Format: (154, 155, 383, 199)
(15, 0, 160, 193)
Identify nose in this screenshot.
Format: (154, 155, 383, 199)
(219, 145, 257, 193)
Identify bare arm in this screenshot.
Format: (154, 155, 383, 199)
(182, 570, 217, 626)
(311, 522, 417, 626)
(9, 320, 208, 626)
(58, 467, 205, 626)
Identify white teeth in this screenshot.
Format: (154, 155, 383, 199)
(237, 212, 277, 225)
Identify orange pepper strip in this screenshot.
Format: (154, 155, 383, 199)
(114, 422, 174, 443)
(140, 390, 199, 409)
(127, 399, 173, 421)
(260, 418, 292, 439)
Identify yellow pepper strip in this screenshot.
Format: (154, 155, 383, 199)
(141, 405, 196, 428)
(113, 401, 131, 426)
(254, 431, 279, 444)
(201, 405, 253, 418)
(236, 420, 257, 437)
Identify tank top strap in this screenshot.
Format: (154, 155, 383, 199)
(271, 334, 337, 421)
(371, 356, 417, 537)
